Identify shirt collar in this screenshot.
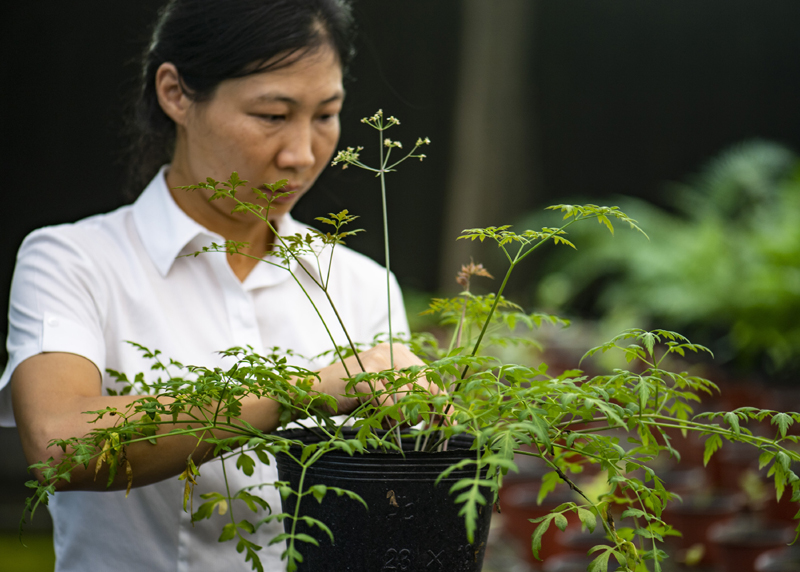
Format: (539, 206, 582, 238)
(132, 166, 214, 278)
(132, 167, 325, 285)
(245, 214, 329, 290)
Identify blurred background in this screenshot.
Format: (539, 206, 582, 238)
(3, 1, 800, 570)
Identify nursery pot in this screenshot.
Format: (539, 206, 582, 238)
(755, 544, 800, 572)
(497, 479, 575, 566)
(661, 491, 744, 566)
(709, 517, 794, 572)
(275, 429, 493, 572)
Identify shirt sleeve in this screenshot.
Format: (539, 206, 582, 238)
(0, 227, 107, 426)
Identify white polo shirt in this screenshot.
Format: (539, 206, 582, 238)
(0, 167, 409, 571)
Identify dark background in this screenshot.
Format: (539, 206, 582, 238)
(3, 0, 800, 357)
(2, 0, 800, 553)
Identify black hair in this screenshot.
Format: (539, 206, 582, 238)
(125, 0, 355, 197)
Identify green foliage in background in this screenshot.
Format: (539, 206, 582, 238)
(1, 533, 55, 572)
(532, 140, 800, 378)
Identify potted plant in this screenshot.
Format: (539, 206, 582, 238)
(20, 113, 800, 572)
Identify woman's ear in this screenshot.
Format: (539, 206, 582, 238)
(155, 62, 191, 125)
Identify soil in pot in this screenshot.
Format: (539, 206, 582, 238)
(275, 428, 493, 572)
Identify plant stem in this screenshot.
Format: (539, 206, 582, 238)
(430, 256, 520, 443)
(287, 461, 311, 571)
(460, 261, 516, 378)
(377, 125, 403, 449)
(378, 131, 395, 369)
(321, 289, 366, 373)
(457, 220, 583, 384)
(220, 454, 237, 528)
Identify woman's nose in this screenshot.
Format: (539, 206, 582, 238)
(276, 121, 315, 171)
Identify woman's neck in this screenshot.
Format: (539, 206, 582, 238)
(165, 164, 276, 282)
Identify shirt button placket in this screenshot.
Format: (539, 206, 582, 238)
(211, 255, 263, 351)
(236, 290, 262, 350)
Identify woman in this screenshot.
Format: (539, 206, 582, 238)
(0, 1, 422, 570)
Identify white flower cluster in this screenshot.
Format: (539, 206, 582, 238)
(361, 109, 383, 126)
(331, 146, 364, 169)
(359, 109, 400, 130)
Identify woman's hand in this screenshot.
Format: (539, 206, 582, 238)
(313, 342, 435, 416)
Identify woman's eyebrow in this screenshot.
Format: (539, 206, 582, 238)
(250, 91, 345, 106)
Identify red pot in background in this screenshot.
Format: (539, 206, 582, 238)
(765, 489, 800, 524)
(706, 440, 761, 491)
(498, 480, 576, 566)
(542, 553, 595, 572)
(709, 516, 794, 572)
(655, 426, 708, 469)
(662, 492, 744, 567)
(755, 544, 800, 572)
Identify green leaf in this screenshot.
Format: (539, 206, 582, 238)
(293, 533, 320, 547)
(724, 412, 741, 435)
(637, 377, 651, 414)
(253, 447, 271, 465)
(578, 507, 597, 532)
(772, 412, 793, 438)
(587, 546, 615, 572)
(327, 487, 368, 511)
(268, 532, 292, 547)
(641, 332, 656, 356)
(299, 516, 335, 544)
(530, 515, 553, 560)
(481, 455, 518, 473)
(703, 434, 723, 466)
(192, 500, 216, 522)
(776, 451, 791, 473)
(219, 523, 237, 543)
(760, 451, 776, 470)
(554, 512, 568, 531)
(310, 485, 327, 503)
(236, 491, 267, 513)
(538, 471, 560, 505)
(597, 214, 614, 235)
(621, 508, 647, 520)
(635, 527, 663, 541)
(236, 453, 256, 477)
(300, 443, 318, 464)
(237, 519, 255, 534)
(267, 178, 289, 192)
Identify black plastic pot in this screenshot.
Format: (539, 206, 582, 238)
(275, 428, 493, 572)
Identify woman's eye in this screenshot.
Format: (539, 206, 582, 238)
(256, 114, 286, 122)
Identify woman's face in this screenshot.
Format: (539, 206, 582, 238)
(173, 45, 344, 220)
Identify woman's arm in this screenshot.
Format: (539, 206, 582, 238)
(11, 343, 423, 492)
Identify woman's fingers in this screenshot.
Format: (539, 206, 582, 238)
(315, 342, 441, 420)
